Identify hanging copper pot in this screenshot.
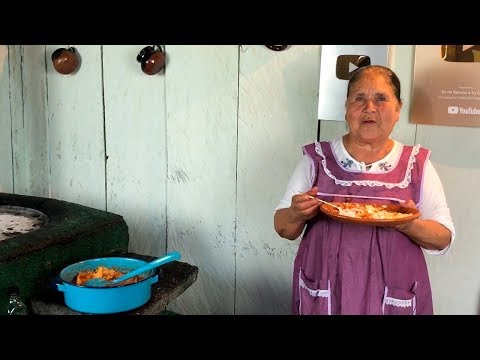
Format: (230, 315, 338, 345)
(265, 45, 288, 51)
(137, 45, 166, 75)
(51, 47, 80, 75)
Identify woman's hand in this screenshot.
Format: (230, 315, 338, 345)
(383, 199, 417, 232)
(290, 187, 321, 222)
(274, 187, 320, 240)
(382, 199, 451, 250)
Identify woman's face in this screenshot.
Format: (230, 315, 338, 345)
(345, 72, 402, 144)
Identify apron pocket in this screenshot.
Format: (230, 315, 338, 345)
(298, 269, 331, 315)
(382, 282, 417, 315)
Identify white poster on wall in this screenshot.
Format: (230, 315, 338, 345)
(318, 45, 390, 121)
(411, 45, 480, 127)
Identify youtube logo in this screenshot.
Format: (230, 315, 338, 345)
(336, 55, 371, 80)
(448, 106, 459, 114)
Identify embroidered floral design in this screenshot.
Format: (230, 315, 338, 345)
(314, 141, 422, 189)
(379, 162, 392, 171)
(341, 158, 354, 169)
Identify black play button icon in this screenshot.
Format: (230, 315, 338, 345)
(441, 45, 480, 62)
(336, 55, 371, 80)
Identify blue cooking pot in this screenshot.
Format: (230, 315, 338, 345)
(57, 257, 159, 314)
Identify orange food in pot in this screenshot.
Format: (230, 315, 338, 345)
(74, 266, 144, 286)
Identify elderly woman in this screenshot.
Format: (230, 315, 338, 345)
(274, 65, 454, 315)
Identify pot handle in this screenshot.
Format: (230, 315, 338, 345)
(147, 275, 159, 285)
(49, 275, 66, 292)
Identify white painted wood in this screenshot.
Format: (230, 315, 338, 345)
(395, 45, 471, 314)
(236, 45, 321, 314)
(417, 124, 480, 315)
(165, 45, 238, 315)
(103, 45, 167, 256)
(388, 45, 417, 146)
(8, 46, 25, 195)
(12, 46, 49, 196)
(0, 45, 6, 73)
(0, 45, 13, 193)
(46, 45, 105, 210)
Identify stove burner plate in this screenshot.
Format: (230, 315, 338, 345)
(0, 205, 49, 241)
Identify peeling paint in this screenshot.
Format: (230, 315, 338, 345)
(213, 224, 226, 249)
(263, 243, 275, 257)
(169, 168, 189, 183)
(240, 240, 259, 257)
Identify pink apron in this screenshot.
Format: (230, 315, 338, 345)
(292, 141, 433, 315)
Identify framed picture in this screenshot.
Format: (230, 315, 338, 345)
(411, 45, 480, 127)
(317, 45, 389, 122)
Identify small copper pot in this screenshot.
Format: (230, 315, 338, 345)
(265, 45, 288, 51)
(51, 47, 80, 75)
(137, 45, 166, 75)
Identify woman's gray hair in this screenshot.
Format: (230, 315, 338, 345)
(346, 65, 402, 103)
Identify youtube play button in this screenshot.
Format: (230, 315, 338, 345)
(335, 55, 371, 80)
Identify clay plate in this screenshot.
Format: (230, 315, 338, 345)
(319, 202, 421, 226)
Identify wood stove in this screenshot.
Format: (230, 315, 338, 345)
(0, 192, 129, 312)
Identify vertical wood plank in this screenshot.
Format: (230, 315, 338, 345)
(389, 46, 469, 313)
(410, 44, 478, 314)
(46, 45, 105, 210)
(0, 45, 13, 193)
(388, 45, 417, 145)
(237, 45, 321, 314)
(416, 125, 480, 314)
(165, 45, 238, 314)
(12, 45, 49, 196)
(8, 46, 25, 195)
(103, 45, 167, 256)
(9, 45, 27, 195)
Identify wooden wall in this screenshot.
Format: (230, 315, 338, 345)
(1, 45, 477, 314)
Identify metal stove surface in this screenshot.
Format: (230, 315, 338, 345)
(0, 205, 49, 241)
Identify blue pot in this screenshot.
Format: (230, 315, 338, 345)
(57, 257, 159, 314)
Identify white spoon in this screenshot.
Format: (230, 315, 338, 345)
(308, 195, 343, 211)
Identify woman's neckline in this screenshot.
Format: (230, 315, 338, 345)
(341, 135, 394, 165)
